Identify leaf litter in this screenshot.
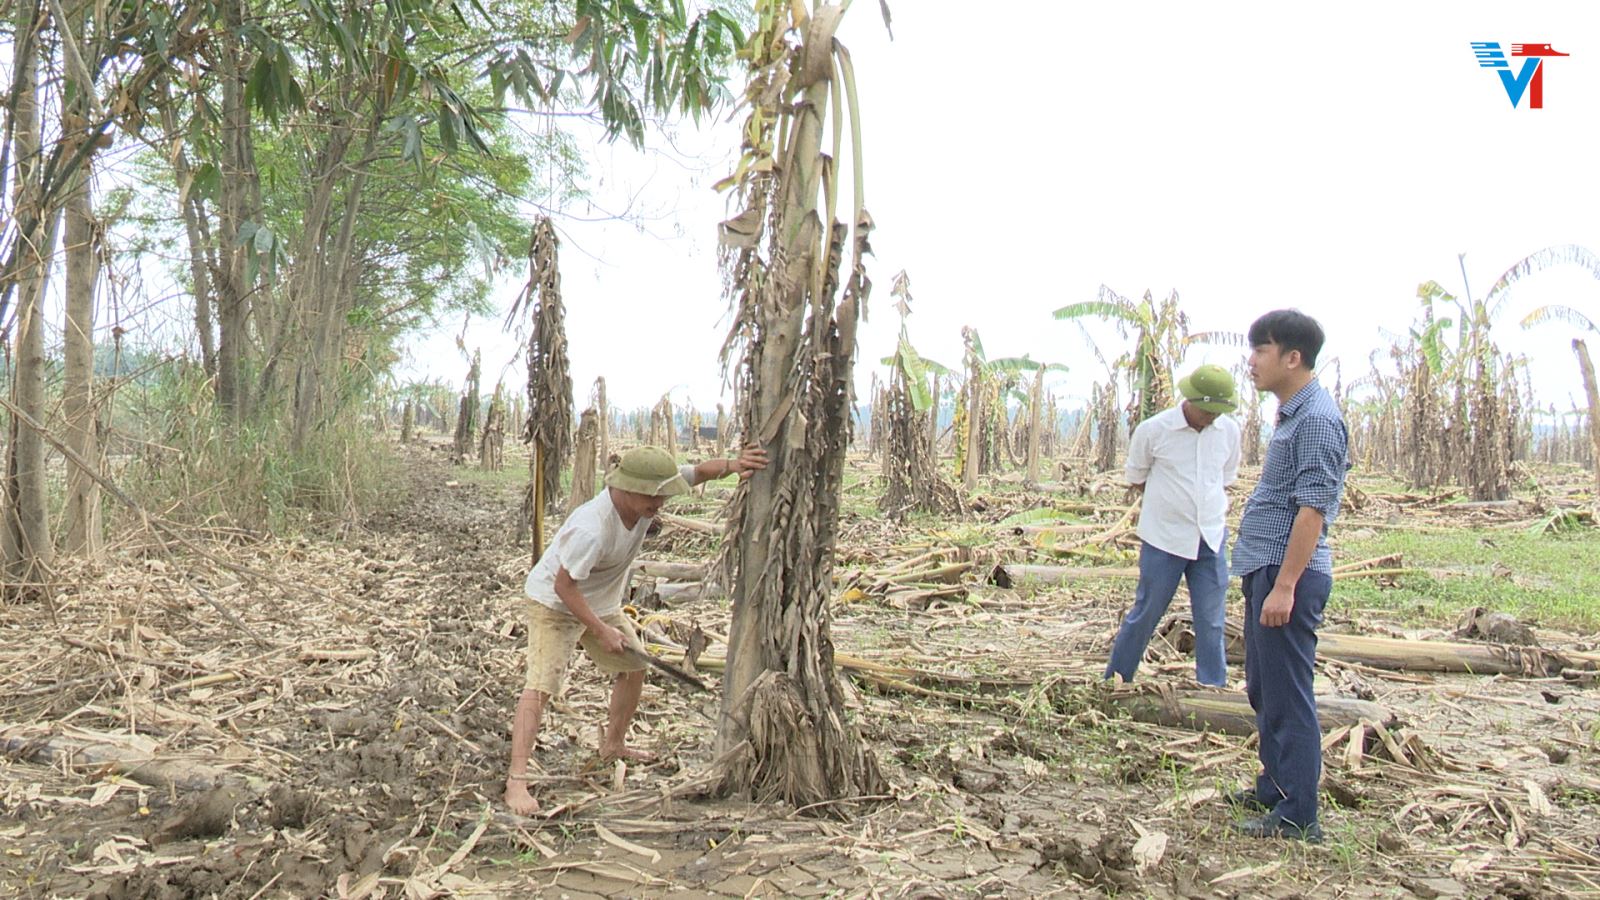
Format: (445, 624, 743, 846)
(0, 443, 1597, 897)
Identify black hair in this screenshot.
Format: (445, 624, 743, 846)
(1248, 309, 1325, 369)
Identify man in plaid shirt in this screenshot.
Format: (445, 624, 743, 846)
(1226, 309, 1348, 844)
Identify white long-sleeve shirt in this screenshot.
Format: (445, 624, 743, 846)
(1125, 405, 1241, 560)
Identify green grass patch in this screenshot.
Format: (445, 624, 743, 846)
(453, 461, 534, 493)
(1333, 525, 1600, 632)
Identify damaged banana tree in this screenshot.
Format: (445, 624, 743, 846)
(713, 0, 887, 807)
(509, 216, 574, 557)
(880, 271, 960, 521)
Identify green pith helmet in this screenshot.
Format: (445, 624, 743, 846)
(604, 446, 689, 497)
(1177, 364, 1238, 414)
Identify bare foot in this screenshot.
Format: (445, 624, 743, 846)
(504, 779, 539, 816)
(599, 745, 657, 763)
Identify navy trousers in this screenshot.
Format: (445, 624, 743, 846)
(1241, 564, 1331, 829)
(1104, 535, 1229, 687)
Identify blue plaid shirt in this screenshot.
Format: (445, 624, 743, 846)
(1231, 379, 1349, 577)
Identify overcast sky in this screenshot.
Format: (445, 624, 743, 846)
(400, 1, 1600, 421)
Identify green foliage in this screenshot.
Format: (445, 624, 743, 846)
(995, 508, 1086, 527)
(1053, 286, 1225, 428)
(892, 335, 936, 411)
(1409, 315, 1454, 375)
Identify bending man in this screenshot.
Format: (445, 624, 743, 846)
(504, 444, 766, 816)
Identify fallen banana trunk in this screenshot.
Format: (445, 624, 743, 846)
(991, 564, 1139, 587)
(634, 559, 706, 580)
(1159, 617, 1600, 676)
(655, 512, 719, 535)
(1306, 632, 1600, 675)
(993, 562, 1433, 589)
(1109, 689, 1396, 737)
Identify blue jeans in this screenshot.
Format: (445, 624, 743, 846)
(1104, 534, 1229, 687)
(1241, 564, 1332, 829)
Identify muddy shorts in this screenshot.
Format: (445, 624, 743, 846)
(524, 602, 645, 695)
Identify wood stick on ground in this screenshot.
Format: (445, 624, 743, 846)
(1331, 553, 1404, 574)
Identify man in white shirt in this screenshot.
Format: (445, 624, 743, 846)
(504, 443, 767, 816)
(1104, 364, 1242, 687)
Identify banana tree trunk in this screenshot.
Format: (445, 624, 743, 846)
(1026, 369, 1044, 483)
(962, 375, 981, 491)
(568, 408, 599, 514)
(716, 3, 882, 805)
(596, 377, 610, 468)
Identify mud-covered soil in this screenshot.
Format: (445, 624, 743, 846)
(3, 442, 1599, 898)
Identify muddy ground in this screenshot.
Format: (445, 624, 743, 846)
(3, 440, 1599, 898)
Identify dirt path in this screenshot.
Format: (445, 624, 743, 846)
(4, 444, 1600, 898)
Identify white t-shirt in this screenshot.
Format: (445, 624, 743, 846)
(525, 464, 698, 617)
(1125, 405, 1241, 560)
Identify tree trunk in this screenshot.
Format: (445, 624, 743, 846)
(159, 80, 220, 379)
(288, 118, 360, 451)
(1575, 339, 1600, 502)
(478, 392, 504, 470)
(60, 120, 102, 559)
(452, 353, 480, 464)
(400, 399, 414, 443)
(215, 0, 257, 420)
(595, 377, 610, 469)
(3, 0, 57, 590)
(569, 408, 599, 514)
(523, 218, 573, 511)
(1114, 690, 1395, 738)
(879, 373, 960, 521)
(1025, 369, 1043, 483)
(962, 375, 981, 492)
(715, 5, 882, 805)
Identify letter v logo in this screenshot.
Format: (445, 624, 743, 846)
(1495, 58, 1541, 108)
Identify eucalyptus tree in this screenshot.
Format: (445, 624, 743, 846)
(127, 0, 741, 435)
(2, 0, 56, 590)
(715, 0, 886, 805)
